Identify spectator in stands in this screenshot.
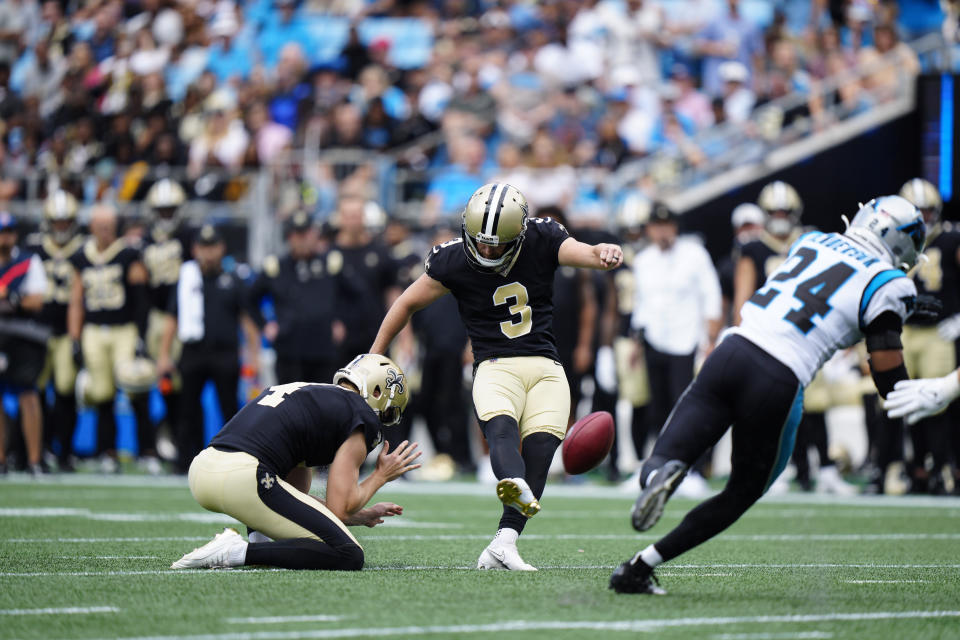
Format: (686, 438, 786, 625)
(718, 61, 755, 124)
(187, 90, 250, 179)
(206, 13, 253, 84)
(672, 64, 714, 131)
(523, 130, 577, 211)
(695, 0, 763, 97)
(244, 100, 292, 166)
(257, 0, 309, 71)
(858, 23, 920, 102)
(422, 134, 487, 225)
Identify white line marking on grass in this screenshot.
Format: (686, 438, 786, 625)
(98, 611, 960, 640)
(8, 537, 210, 543)
(844, 580, 928, 584)
(0, 569, 286, 577)
(0, 607, 118, 616)
(713, 633, 833, 640)
(64, 556, 161, 560)
(226, 616, 345, 624)
(355, 533, 960, 542)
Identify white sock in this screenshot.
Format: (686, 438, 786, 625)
(493, 528, 519, 546)
(229, 541, 249, 566)
(631, 544, 663, 568)
(248, 531, 273, 544)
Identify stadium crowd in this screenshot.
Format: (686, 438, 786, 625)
(1, 0, 958, 499)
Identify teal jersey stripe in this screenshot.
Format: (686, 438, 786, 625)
(858, 269, 907, 329)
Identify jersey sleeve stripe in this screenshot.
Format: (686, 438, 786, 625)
(858, 269, 907, 329)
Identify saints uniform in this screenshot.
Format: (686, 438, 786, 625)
(425, 217, 571, 439)
(70, 239, 144, 404)
(142, 227, 192, 364)
(190, 383, 381, 567)
(33, 235, 84, 395)
(739, 230, 803, 284)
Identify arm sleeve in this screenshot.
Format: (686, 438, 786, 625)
(22, 255, 48, 296)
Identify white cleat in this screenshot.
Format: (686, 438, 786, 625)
(496, 478, 540, 517)
(816, 465, 858, 496)
(171, 528, 246, 569)
(477, 543, 537, 571)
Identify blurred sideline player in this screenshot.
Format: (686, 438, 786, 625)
(33, 190, 85, 470)
(171, 354, 419, 570)
(371, 183, 623, 570)
(611, 195, 926, 594)
(897, 178, 959, 493)
(0, 212, 48, 475)
(734, 181, 855, 495)
(142, 179, 192, 450)
(68, 203, 155, 472)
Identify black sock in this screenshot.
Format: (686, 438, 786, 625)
(498, 432, 561, 534)
(132, 395, 156, 456)
(96, 402, 116, 456)
(482, 415, 525, 480)
(245, 538, 363, 571)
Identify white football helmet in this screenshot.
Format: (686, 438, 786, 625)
(333, 354, 409, 426)
(616, 192, 653, 236)
(43, 189, 80, 245)
(844, 195, 926, 271)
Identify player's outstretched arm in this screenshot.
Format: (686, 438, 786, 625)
(370, 273, 449, 354)
(884, 369, 960, 425)
(557, 237, 623, 270)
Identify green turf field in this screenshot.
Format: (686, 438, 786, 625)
(1, 474, 959, 640)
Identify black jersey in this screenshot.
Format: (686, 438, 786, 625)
(425, 217, 570, 363)
(142, 227, 192, 312)
(248, 252, 357, 359)
(209, 383, 382, 476)
(70, 239, 142, 326)
(31, 235, 84, 335)
(909, 225, 960, 325)
(739, 231, 799, 287)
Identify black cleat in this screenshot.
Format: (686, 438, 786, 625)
(631, 460, 688, 532)
(609, 560, 666, 595)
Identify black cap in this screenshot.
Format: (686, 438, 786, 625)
(285, 210, 313, 235)
(195, 224, 223, 246)
(649, 202, 677, 223)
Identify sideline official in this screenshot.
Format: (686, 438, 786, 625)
(158, 224, 260, 473)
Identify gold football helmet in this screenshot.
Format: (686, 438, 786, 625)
(757, 180, 803, 237)
(461, 183, 528, 275)
(334, 354, 409, 426)
(43, 189, 79, 245)
(145, 179, 187, 238)
(899, 178, 942, 224)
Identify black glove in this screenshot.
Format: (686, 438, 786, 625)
(911, 294, 943, 323)
(72, 340, 84, 370)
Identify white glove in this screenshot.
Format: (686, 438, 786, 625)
(883, 372, 960, 425)
(938, 313, 960, 342)
(595, 345, 617, 394)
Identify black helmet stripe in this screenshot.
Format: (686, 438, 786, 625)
(480, 183, 500, 235)
(489, 183, 510, 237)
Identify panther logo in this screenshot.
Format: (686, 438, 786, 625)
(385, 369, 405, 395)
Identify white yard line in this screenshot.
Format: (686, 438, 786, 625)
(4, 475, 960, 508)
(94, 611, 960, 640)
(712, 633, 833, 640)
(226, 616, 345, 624)
(844, 580, 928, 584)
(0, 607, 118, 616)
(3, 563, 959, 577)
(64, 556, 161, 560)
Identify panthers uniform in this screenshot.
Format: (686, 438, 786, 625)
(425, 217, 571, 440)
(70, 239, 144, 404)
(612, 208, 922, 594)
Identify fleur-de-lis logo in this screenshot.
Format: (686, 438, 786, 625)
(260, 473, 275, 489)
(385, 369, 405, 395)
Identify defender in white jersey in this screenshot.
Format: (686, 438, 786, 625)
(610, 195, 926, 595)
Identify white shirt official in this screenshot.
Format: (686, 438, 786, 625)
(631, 237, 722, 355)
